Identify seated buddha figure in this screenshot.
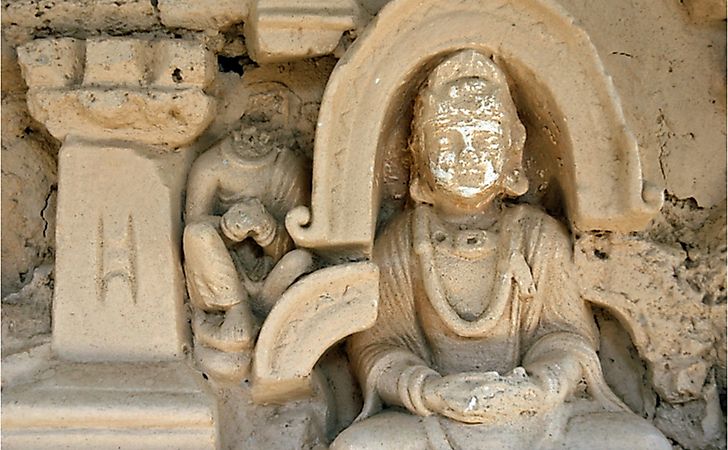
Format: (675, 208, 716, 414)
(331, 50, 670, 450)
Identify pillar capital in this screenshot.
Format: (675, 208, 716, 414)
(17, 36, 216, 147)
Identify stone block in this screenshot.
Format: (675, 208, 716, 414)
(52, 140, 194, 362)
(158, 0, 250, 30)
(2, 0, 159, 40)
(83, 38, 153, 87)
(245, 0, 362, 63)
(151, 39, 216, 89)
(16, 38, 85, 88)
(248, 28, 347, 63)
(2, 362, 218, 449)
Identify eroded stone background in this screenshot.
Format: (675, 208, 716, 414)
(1, 0, 725, 448)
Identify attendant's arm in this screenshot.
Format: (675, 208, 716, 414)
(185, 152, 221, 227)
(260, 150, 311, 261)
(260, 221, 295, 262)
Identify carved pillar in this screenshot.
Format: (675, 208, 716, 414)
(18, 36, 216, 361)
(3, 36, 219, 449)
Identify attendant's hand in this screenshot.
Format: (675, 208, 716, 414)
(221, 198, 276, 245)
(422, 368, 545, 424)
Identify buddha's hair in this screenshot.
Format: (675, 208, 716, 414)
(425, 49, 508, 94)
(412, 49, 520, 135)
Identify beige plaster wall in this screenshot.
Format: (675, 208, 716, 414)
(0, 0, 725, 448)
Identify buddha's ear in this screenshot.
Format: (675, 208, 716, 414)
(409, 175, 436, 205)
(503, 122, 528, 198)
(503, 168, 529, 197)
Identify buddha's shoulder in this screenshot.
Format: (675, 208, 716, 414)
(372, 208, 419, 259)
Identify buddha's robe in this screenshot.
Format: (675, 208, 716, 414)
(344, 203, 661, 449)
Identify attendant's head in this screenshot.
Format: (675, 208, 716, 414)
(410, 50, 528, 212)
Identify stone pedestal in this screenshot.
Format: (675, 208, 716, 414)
(3, 36, 219, 449)
(2, 362, 218, 449)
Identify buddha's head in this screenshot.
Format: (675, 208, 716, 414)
(410, 50, 528, 212)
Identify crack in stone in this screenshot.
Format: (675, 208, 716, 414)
(656, 108, 673, 185)
(40, 184, 56, 239)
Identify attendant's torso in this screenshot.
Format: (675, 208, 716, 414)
(214, 139, 281, 214)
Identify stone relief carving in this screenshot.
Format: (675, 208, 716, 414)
(330, 49, 670, 449)
(1, 0, 725, 449)
(183, 122, 313, 380)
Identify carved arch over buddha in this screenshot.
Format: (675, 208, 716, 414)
(287, 0, 663, 258)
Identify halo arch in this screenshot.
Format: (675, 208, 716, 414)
(287, 0, 662, 258)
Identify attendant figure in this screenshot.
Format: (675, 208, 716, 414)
(184, 124, 312, 380)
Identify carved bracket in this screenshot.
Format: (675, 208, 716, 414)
(245, 0, 366, 63)
(252, 262, 379, 404)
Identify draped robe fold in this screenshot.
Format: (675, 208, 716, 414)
(348, 203, 628, 448)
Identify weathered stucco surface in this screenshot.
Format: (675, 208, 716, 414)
(1, 0, 725, 448)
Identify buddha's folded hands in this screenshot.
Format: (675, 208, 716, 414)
(421, 368, 548, 424)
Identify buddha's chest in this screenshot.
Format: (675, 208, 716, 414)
(428, 224, 501, 321)
(412, 206, 529, 372)
(418, 225, 522, 373)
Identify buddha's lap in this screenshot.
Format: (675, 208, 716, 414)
(560, 411, 671, 450)
(331, 409, 670, 450)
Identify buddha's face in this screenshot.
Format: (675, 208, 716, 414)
(417, 77, 524, 209)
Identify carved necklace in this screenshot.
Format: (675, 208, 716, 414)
(413, 204, 522, 338)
